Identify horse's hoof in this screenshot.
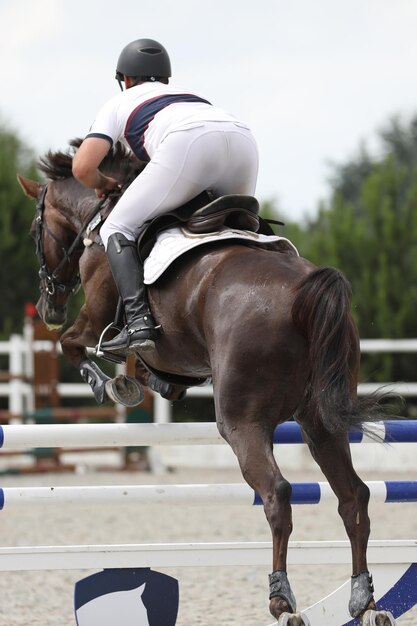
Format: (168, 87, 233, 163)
(277, 613, 311, 626)
(105, 375, 144, 406)
(361, 609, 396, 626)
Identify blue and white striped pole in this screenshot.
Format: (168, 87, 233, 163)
(0, 480, 415, 510)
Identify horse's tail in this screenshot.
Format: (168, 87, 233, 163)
(292, 266, 386, 434)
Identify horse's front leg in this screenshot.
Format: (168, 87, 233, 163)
(60, 304, 111, 404)
(60, 304, 144, 407)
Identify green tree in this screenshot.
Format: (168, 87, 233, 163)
(288, 115, 417, 384)
(0, 122, 40, 337)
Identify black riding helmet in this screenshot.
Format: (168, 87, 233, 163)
(115, 38, 171, 90)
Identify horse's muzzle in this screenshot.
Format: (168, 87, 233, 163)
(36, 296, 67, 330)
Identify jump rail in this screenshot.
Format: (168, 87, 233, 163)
(0, 480, 416, 509)
(1, 419, 416, 449)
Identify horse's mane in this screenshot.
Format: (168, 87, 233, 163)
(38, 138, 144, 183)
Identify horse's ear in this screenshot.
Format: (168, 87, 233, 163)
(16, 174, 42, 200)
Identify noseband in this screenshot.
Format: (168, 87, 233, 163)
(34, 185, 82, 302)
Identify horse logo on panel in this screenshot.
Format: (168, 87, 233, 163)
(74, 568, 179, 626)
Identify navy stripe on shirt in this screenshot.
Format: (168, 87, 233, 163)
(86, 132, 114, 145)
(124, 93, 212, 161)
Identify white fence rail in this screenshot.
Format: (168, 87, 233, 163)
(0, 324, 416, 423)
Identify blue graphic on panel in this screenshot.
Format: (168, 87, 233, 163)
(74, 568, 179, 626)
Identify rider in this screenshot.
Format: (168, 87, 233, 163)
(72, 38, 259, 354)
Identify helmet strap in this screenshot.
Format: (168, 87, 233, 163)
(115, 71, 125, 91)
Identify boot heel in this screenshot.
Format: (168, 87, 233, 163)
(128, 337, 156, 353)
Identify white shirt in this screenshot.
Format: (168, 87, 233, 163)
(86, 81, 245, 162)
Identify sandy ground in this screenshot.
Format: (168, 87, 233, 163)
(0, 465, 415, 626)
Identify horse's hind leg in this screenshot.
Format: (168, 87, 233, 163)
(299, 421, 379, 622)
(216, 411, 306, 624)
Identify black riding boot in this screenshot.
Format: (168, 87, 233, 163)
(101, 233, 159, 354)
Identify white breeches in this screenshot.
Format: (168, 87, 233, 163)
(100, 121, 259, 249)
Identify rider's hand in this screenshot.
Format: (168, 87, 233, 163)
(95, 175, 121, 199)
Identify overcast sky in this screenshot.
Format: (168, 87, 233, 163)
(1, 0, 416, 221)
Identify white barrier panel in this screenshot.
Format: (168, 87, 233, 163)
(0, 539, 414, 571)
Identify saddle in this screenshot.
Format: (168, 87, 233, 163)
(186, 193, 260, 233)
(136, 191, 274, 262)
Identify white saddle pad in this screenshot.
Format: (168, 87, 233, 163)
(143, 226, 298, 285)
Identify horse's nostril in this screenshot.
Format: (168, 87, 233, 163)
(36, 297, 67, 327)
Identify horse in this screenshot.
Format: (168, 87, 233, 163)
(18, 139, 397, 626)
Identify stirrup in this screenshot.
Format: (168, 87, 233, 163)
(95, 321, 122, 358)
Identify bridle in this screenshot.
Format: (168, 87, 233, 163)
(34, 185, 84, 302)
(34, 184, 119, 307)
